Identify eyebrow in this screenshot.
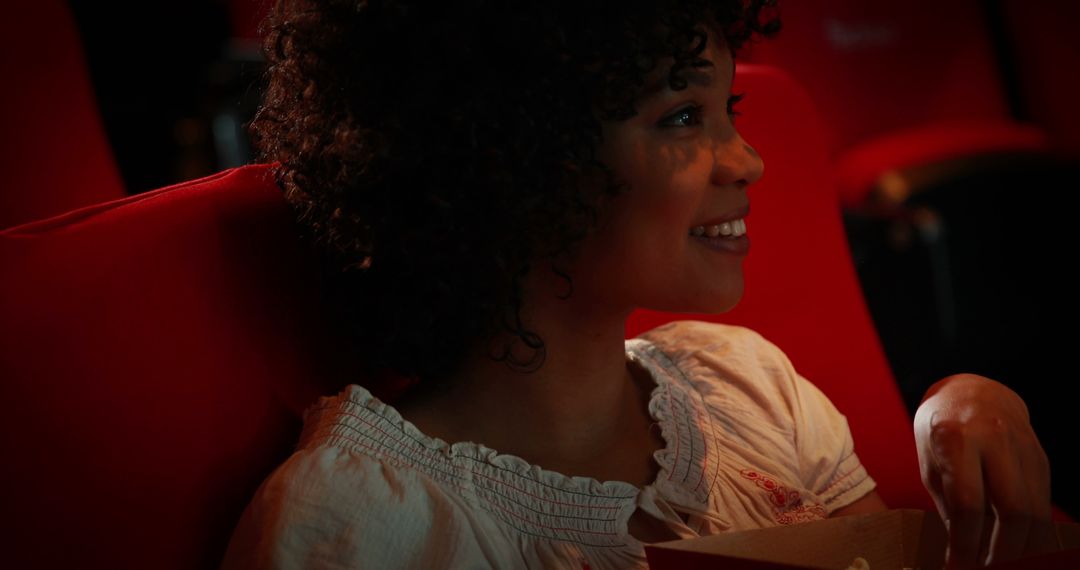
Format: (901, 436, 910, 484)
(637, 61, 734, 104)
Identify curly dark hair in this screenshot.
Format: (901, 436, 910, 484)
(251, 0, 780, 395)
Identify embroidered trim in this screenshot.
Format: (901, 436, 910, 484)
(739, 469, 827, 525)
(640, 339, 725, 505)
(775, 504, 829, 525)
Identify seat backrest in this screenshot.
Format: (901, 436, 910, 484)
(226, 0, 269, 42)
(0, 64, 929, 568)
(0, 167, 346, 568)
(741, 0, 1010, 154)
(1000, 0, 1080, 154)
(1, 1, 126, 229)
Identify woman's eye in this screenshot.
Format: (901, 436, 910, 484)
(658, 93, 746, 128)
(659, 104, 704, 128)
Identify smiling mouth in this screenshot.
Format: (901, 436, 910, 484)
(691, 221, 751, 256)
(688, 218, 747, 238)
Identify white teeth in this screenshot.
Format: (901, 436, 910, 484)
(690, 218, 746, 238)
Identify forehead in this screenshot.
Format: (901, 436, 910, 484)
(636, 27, 734, 104)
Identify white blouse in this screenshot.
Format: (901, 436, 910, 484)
(222, 320, 876, 569)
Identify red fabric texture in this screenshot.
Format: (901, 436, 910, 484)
(1002, 0, 1080, 154)
(227, 0, 269, 41)
(741, 0, 1011, 154)
(739, 1, 1056, 207)
(1, 166, 346, 568)
(1, 2, 126, 229)
(834, 120, 1050, 207)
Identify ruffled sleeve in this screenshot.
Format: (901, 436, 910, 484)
(727, 326, 878, 513)
(637, 320, 877, 517)
(221, 444, 498, 569)
(785, 368, 878, 513)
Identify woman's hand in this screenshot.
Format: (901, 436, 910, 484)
(914, 373, 1056, 568)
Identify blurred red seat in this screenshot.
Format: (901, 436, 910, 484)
(742, 0, 1054, 207)
(1000, 0, 1080, 154)
(1, 1, 126, 229)
(0, 166, 343, 568)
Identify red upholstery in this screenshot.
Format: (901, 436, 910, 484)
(1001, 0, 1080, 154)
(0, 167, 345, 568)
(1, 1, 126, 229)
(743, 0, 1011, 152)
(741, 1, 1053, 207)
(833, 121, 1050, 207)
(227, 0, 269, 41)
(1, 64, 1063, 567)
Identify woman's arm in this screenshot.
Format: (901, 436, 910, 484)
(829, 490, 889, 518)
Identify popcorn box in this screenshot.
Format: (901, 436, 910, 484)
(644, 509, 1080, 570)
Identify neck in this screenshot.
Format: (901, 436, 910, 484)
(399, 259, 650, 471)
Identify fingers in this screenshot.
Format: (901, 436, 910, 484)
(942, 490, 985, 569)
(1021, 436, 1056, 557)
(976, 508, 995, 566)
(959, 419, 1052, 566)
(931, 421, 985, 569)
(1025, 517, 1058, 557)
(915, 379, 1056, 568)
(982, 438, 1031, 565)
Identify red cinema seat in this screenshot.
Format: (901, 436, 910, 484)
(0, 64, 1067, 567)
(1000, 0, 1080, 155)
(0, 1, 126, 229)
(227, 0, 270, 42)
(0, 166, 344, 568)
(741, 0, 1053, 208)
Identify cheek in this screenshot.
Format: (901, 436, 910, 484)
(624, 176, 698, 243)
(611, 154, 693, 227)
(585, 192, 692, 286)
(584, 137, 704, 271)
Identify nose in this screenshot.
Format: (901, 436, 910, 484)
(711, 129, 764, 189)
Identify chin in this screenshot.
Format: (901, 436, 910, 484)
(654, 289, 743, 315)
(703, 287, 745, 314)
(703, 297, 741, 314)
(699, 281, 744, 312)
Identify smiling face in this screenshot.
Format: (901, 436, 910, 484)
(557, 26, 765, 316)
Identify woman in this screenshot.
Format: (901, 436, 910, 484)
(224, 1, 1052, 567)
